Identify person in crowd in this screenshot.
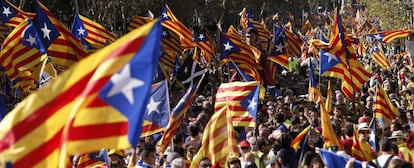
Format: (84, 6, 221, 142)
(352, 117, 374, 161)
(136, 145, 157, 168)
(227, 157, 242, 168)
(372, 138, 401, 167)
(389, 130, 413, 162)
(199, 157, 212, 168)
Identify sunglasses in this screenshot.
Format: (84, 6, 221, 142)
(201, 164, 212, 167)
(359, 131, 371, 134)
(241, 147, 250, 150)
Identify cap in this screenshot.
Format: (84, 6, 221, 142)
(239, 140, 251, 148)
(245, 161, 257, 168)
(166, 152, 181, 164)
(171, 158, 185, 168)
(389, 130, 404, 139)
(358, 116, 369, 124)
(108, 149, 124, 157)
(357, 122, 371, 131)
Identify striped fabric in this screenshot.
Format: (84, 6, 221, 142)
(0, 23, 11, 45)
(193, 28, 215, 64)
(291, 125, 310, 151)
(239, 7, 249, 29)
(368, 43, 389, 69)
(161, 5, 193, 50)
(222, 27, 262, 81)
(0, 19, 44, 79)
(320, 99, 343, 149)
(308, 60, 319, 103)
(214, 81, 260, 127)
(160, 28, 183, 69)
(351, 125, 373, 161)
(190, 107, 239, 168)
(325, 80, 332, 114)
(127, 11, 154, 32)
(316, 9, 371, 98)
(77, 14, 116, 48)
(39, 2, 88, 67)
(374, 83, 400, 128)
(367, 29, 412, 43)
(283, 26, 304, 57)
(158, 79, 202, 153)
(0, 0, 35, 27)
(248, 20, 271, 44)
(140, 80, 170, 137)
(0, 20, 160, 167)
(269, 26, 289, 69)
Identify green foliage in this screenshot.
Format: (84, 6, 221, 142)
(361, 0, 413, 30)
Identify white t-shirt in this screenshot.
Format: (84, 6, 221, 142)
(374, 154, 400, 167)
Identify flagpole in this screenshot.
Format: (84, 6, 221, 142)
(73, 0, 79, 13)
(297, 128, 311, 168)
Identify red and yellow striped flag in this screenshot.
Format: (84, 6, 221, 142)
(39, 2, 89, 67)
(283, 26, 304, 57)
(127, 11, 154, 32)
(161, 5, 194, 50)
(158, 78, 202, 153)
(214, 81, 260, 127)
(374, 83, 400, 128)
(351, 125, 373, 161)
(190, 107, 239, 168)
(0, 20, 161, 167)
(367, 30, 412, 43)
(78, 14, 116, 48)
(0, 19, 44, 79)
(325, 80, 332, 114)
(291, 125, 311, 151)
(369, 43, 389, 69)
(0, 0, 35, 27)
(320, 99, 343, 149)
(223, 27, 262, 81)
(314, 9, 371, 98)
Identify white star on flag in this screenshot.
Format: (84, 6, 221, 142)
(25, 34, 37, 45)
(162, 31, 168, 37)
(2, 7, 11, 17)
(77, 27, 86, 36)
(275, 43, 284, 53)
(223, 42, 233, 51)
(184, 67, 188, 74)
(147, 97, 161, 115)
(324, 52, 338, 63)
(40, 23, 52, 40)
(107, 64, 145, 104)
(198, 34, 205, 40)
(162, 13, 168, 19)
(374, 34, 382, 40)
(247, 97, 257, 111)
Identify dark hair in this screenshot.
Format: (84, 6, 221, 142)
(276, 113, 284, 123)
(246, 28, 258, 35)
(390, 159, 414, 168)
(189, 122, 200, 136)
(379, 138, 393, 152)
(310, 156, 323, 166)
(173, 133, 184, 145)
(141, 145, 156, 158)
(255, 138, 268, 150)
(279, 134, 292, 148)
(343, 124, 354, 137)
(227, 157, 241, 168)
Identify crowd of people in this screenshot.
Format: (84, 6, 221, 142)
(1, 4, 414, 168)
(129, 27, 414, 168)
(72, 33, 414, 168)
